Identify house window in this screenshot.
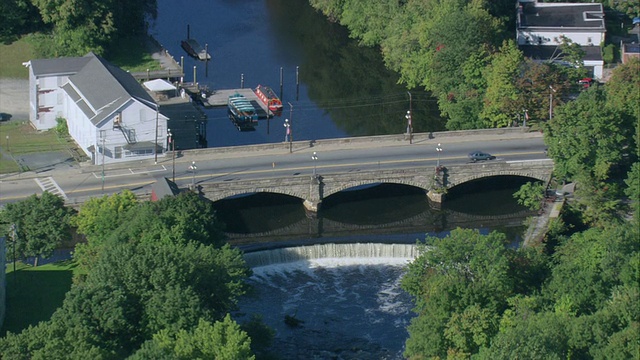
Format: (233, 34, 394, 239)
(114, 146, 122, 159)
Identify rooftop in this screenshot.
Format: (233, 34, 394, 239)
(518, 1, 604, 30)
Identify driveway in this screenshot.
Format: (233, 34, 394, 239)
(0, 78, 29, 120)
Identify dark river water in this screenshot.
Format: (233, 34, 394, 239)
(149, 0, 442, 147)
(150, 1, 533, 358)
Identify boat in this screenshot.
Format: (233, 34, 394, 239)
(227, 93, 258, 123)
(254, 85, 283, 112)
(181, 38, 211, 61)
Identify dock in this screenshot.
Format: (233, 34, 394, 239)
(202, 88, 277, 119)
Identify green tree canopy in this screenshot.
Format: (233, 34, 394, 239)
(544, 87, 634, 224)
(402, 228, 516, 358)
(130, 316, 255, 360)
(73, 191, 228, 271)
(0, 235, 251, 358)
(1, 192, 74, 266)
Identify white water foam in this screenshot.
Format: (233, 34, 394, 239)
(236, 243, 418, 359)
(244, 243, 419, 268)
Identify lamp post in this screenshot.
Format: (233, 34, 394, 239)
(405, 110, 412, 144)
(436, 143, 443, 167)
(311, 151, 318, 177)
(168, 129, 175, 182)
(406, 91, 412, 144)
(284, 118, 292, 153)
(189, 161, 197, 188)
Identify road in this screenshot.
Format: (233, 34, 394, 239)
(0, 132, 548, 207)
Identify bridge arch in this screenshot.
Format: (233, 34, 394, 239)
(204, 188, 307, 204)
(445, 171, 550, 190)
(324, 179, 429, 198)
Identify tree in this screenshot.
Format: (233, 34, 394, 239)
(544, 87, 633, 224)
(73, 191, 228, 271)
(438, 47, 490, 130)
(0, 192, 74, 266)
(402, 228, 515, 358)
(513, 181, 545, 211)
(0, 0, 43, 42)
(130, 316, 255, 360)
(544, 224, 639, 315)
(26, 0, 157, 57)
(478, 311, 571, 360)
(105, 191, 227, 248)
(0, 239, 251, 358)
(480, 40, 525, 128)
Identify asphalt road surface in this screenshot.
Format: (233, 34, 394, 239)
(0, 132, 547, 207)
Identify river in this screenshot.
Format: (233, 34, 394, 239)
(149, 0, 442, 147)
(150, 1, 533, 358)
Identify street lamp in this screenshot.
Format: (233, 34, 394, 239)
(405, 110, 412, 144)
(168, 129, 176, 182)
(311, 151, 318, 177)
(284, 118, 292, 153)
(436, 143, 443, 167)
(189, 161, 197, 188)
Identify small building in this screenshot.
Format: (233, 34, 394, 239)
(151, 177, 181, 201)
(516, 0, 605, 79)
(24, 52, 169, 165)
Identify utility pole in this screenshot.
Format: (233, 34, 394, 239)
(549, 85, 556, 121)
(154, 105, 159, 164)
(101, 130, 106, 193)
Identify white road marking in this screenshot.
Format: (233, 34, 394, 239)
(34, 177, 67, 199)
(92, 165, 167, 179)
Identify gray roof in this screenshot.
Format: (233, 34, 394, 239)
(66, 53, 156, 126)
(519, 2, 604, 30)
(29, 56, 92, 77)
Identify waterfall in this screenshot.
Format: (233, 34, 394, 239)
(243, 243, 419, 268)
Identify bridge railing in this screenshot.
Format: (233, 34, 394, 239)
(180, 127, 533, 157)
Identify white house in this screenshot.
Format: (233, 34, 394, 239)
(516, 0, 605, 79)
(25, 52, 169, 165)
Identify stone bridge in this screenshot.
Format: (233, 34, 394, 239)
(198, 160, 554, 213)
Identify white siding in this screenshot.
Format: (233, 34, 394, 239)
(91, 100, 167, 165)
(518, 30, 603, 46)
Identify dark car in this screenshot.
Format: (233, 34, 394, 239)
(468, 151, 495, 162)
(0, 113, 12, 122)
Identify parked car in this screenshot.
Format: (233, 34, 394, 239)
(468, 151, 495, 162)
(0, 113, 12, 122)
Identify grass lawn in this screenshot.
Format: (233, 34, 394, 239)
(0, 121, 80, 174)
(0, 34, 162, 79)
(2, 259, 81, 335)
(0, 38, 35, 79)
(106, 35, 163, 72)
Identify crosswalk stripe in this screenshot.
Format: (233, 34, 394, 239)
(34, 177, 67, 199)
